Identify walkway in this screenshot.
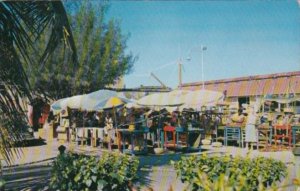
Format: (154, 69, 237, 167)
(1, 140, 298, 191)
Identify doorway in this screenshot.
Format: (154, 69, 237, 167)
(238, 97, 250, 108)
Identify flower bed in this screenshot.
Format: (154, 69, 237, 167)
(50, 152, 139, 191)
(172, 154, 287, 191)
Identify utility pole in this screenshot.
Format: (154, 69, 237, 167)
(186, 44, 207, 89)
(200, 45, 207, 90)
(178, 58, 182, 87)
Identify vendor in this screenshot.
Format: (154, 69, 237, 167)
(98, 112, 105, 127)
(283, 112, 294, 125)
(104, 113, 115, 150)
(229, 108, 246, 127)
(104, 113, 113, 132)
(273, 115, 284, 125)
(90, 112, 99, 127)
(170, 111, 178, 126)
(245, 105, 259, 150)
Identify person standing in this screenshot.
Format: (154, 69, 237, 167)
(104, 113, 114, 150)
(283, 112, 294, 125)
(245, 106, 258, 150)
(230, 108, 246, 127)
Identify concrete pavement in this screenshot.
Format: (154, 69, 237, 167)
(1, 140, 299, 191)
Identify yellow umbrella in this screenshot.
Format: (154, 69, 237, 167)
(103, 97, 124, 108)
(93, 96, 132, 110)
(93, 96, 132, 150)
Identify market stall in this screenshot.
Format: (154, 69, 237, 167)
(50, 90, 134, 147)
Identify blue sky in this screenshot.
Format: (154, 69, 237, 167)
(106, 0, 300, 88)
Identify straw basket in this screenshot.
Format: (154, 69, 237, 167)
(283, 108, 294, 113)
(154, 148, 164, 154)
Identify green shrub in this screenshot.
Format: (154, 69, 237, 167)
(50, 152, 139, 191)
(172, 154, 287, 191)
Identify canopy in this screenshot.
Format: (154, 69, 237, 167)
(51, 97, 68, 113)
(137, 92, 174, 107)
(125, 101, 142, 109)
(51, 95, 84, 114)
(137, 89, 190, 107)
(137, 89, 223, 110)
(181, 89, 224, 110)
(80, 90, 118, 110)
(93, 96, 133, 110)
(50, 89, 124, 112)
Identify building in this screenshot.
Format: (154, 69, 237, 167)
(180, 71, 300, 108)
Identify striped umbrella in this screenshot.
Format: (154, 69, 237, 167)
(137, 89, 189, 107)
(93, 96, 133, 110)
(181, 89, 224, 110)
(50, 89, 119, 112)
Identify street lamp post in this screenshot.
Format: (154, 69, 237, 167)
(200, 45, 207, 89)
(187, 45, 207, 89)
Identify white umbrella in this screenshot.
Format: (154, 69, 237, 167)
(80, 90, 118, 110)
(93, 96, 133, 110)
(51, 98, 68, 115)
(181, 89, 224, 110)
(167, 89, 191, 105)
(125, 101, 141, 109)
(168, 89, 191, 96)
(137, 90, 188, 107)
(63, 95, 85, 109)
(137, 93, 173, 107)
(50, 89, 119, 112)
(51, 95, 85, 112)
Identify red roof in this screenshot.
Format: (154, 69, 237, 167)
(180, 71, 300, 97)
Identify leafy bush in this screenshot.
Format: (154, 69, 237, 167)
(172, 154, 287, 191)
(50, 152, 139, 191)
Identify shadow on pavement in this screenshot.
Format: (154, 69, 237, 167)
(135, 149, 207, 189)
(137, 152, 182, 188)
(2, 164, 51, 191)
(14, 139, 47, 148)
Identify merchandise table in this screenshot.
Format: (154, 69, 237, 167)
(76, 127, 105, 147)
(175, 127, 204, 151)
(292, 125, 300, 146)
(117, 128, 149, 155)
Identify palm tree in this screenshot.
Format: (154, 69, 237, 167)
(0, 1, 77, 163)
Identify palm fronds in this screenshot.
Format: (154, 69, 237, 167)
(0, 1, 77, 163)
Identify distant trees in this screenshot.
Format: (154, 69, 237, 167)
(25, 1, 136, 100)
